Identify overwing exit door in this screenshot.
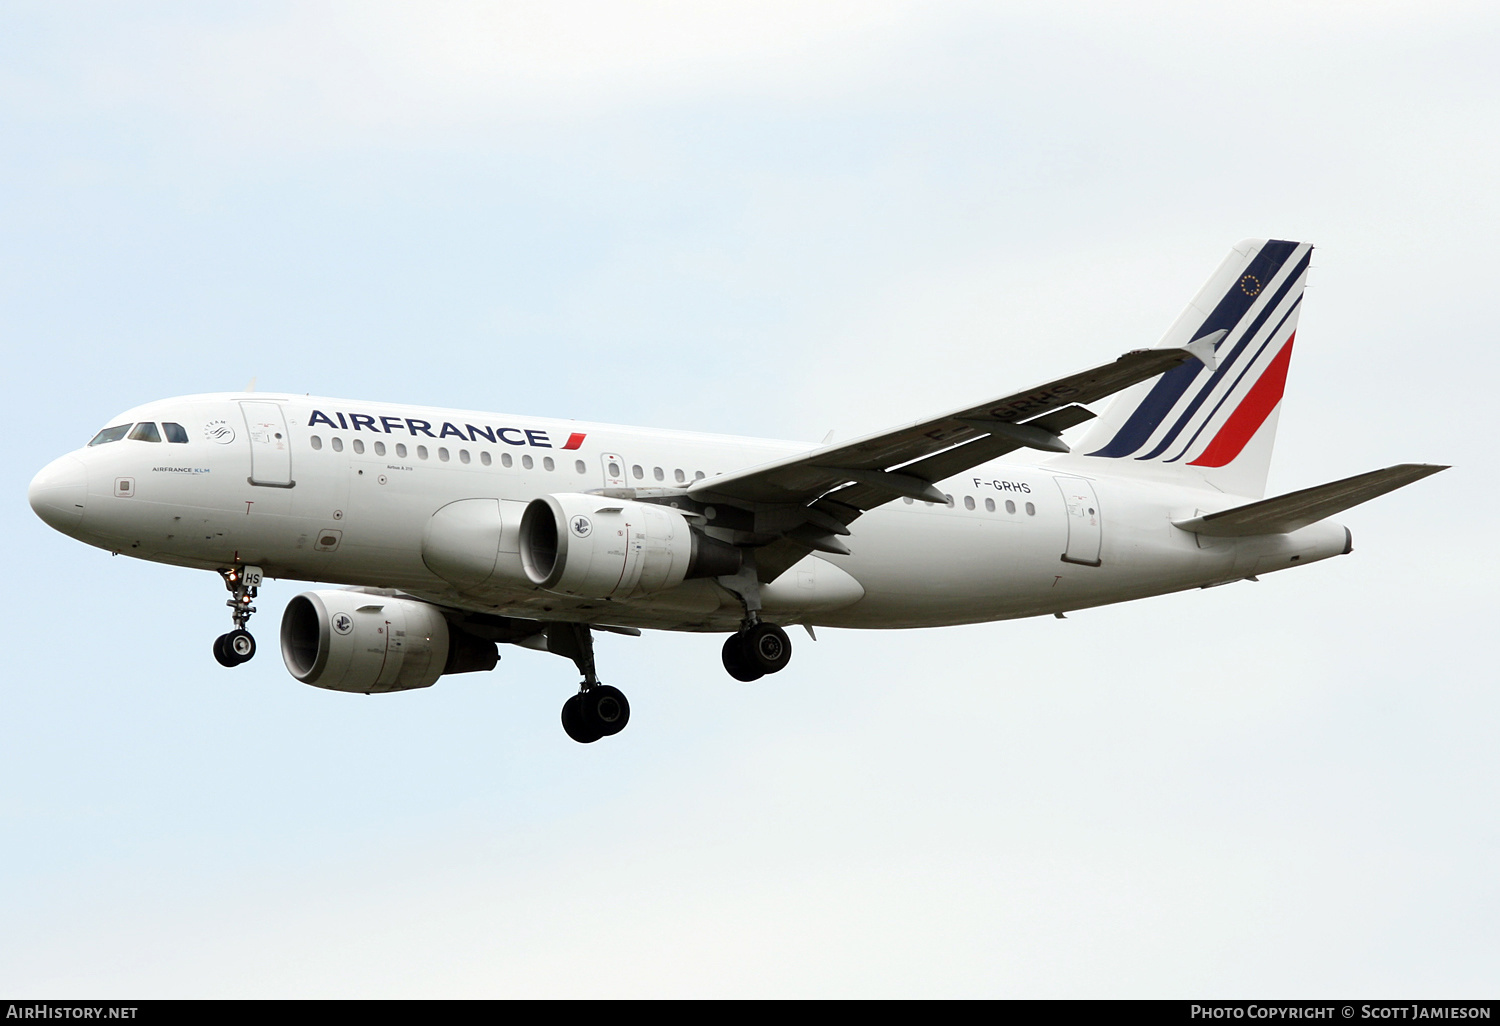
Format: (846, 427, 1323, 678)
(601, 452, 629, 489)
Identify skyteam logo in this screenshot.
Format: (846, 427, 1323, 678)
(332, 612, 353, 635)
(570, 515, 592, 538)
(307, 409, 586, 450)
(204, 420, 236, 444)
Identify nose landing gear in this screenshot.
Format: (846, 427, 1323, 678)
(213, 565, 262, 667)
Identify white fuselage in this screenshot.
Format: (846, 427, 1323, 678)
(30, 392, 1350, 633)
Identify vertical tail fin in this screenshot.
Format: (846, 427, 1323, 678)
(1072, 238, 1312, 498)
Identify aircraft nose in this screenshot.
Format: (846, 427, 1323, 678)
(29, 454, 88, 533)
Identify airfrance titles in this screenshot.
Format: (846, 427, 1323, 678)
(307, 409, 586, 450)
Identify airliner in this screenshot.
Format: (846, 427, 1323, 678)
(28, 239, 1445, 742)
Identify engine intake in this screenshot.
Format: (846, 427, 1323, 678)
(280, 590, 498, 693)
(519, 493, 741, 600)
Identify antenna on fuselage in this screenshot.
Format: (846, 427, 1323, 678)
(245, 377, 257, 393)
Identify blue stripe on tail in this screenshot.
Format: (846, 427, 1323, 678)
(1086, 240, 1300, 459)
(1133, 249, 1311, 461)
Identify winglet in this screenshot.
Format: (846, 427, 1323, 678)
(1179, 329, 1225, 371)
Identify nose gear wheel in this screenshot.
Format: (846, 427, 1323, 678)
(213, 628, 257, 667)
(213, 566, 262, 667)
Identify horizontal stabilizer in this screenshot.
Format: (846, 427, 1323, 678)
(1173, 464, 1448, 537)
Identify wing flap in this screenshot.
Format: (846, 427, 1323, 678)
(1173, 464, 1448, 537)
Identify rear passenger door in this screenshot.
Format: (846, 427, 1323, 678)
(1056, 476, 1102, 566)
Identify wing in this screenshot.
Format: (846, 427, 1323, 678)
(687, 340, 1219, 579)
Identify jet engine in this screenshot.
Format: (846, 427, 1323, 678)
(519, 493, 741, 600)
(280, 590, 498, 693)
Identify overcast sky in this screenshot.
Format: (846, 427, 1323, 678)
(3, 1, 1496, 998)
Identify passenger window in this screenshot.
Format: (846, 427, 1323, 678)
(944, 494, 954, 507)
(964, 496, 975, 510)
(460, 450, 471, 464)
(353, 439, 365, 455)
(653, 467, 664, 482)
(674, 469, 685, 484)
(609, 461, 621, 477)
(1005, 500, 1016, 514)
(163, 422, 189, 443)
(128, 422, 162, 443)
(89, 425, 132, 446)
(985, 498, 995, 512)
(694, 471, 705, 481)
(632, 465, 644, 479)
(332, 437, 344, 452)
(439, 447, 450, 462)
(311, 435, 323, 451)
(481, 452, 492, 466)
(522, 454, 534, 470)
(1025, 502, 1036, 516)
(396, 443, 408, 458)
(542, 456, 552, 471)
(501, 453, 512, 468)
(903, 497, 913, 504)
(375, 441, 386, 456)
(575, 460, 586, 474)
(417, 445, 429, 460)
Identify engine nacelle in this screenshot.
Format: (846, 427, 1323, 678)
(280, 590, 496, 693)
(519, 493, 741, 600)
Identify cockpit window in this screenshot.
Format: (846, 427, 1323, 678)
(128, 422, 162, 442)
(89, 424, 132, 446)
(163, 422, 189, 443)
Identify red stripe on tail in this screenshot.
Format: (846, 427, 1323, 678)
(1188, 336, 1295, 468)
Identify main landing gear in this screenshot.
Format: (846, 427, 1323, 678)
(714, 561, 793, 682)
(546, 623, 631, 744)
(721, 620, 792, 682)
(213, 565, 263, 668)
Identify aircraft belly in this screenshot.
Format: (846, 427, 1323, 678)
(406, 578, 736, 631)
(809, 489, 1247, 628)
(818, 506, 1072, 626)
